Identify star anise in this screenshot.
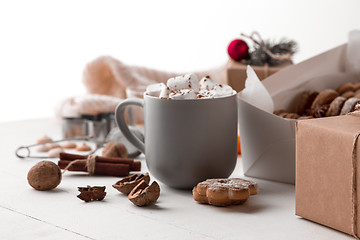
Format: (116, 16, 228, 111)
(77, 186, 106, 202)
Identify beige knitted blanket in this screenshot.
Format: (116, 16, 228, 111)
(56, 56, 226, 117)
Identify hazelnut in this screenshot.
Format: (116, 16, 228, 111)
(102, 142, 128, 158)
(113, 173, 150, 195)
(27, 161, 62, 191)
(128, 180, 160, 207)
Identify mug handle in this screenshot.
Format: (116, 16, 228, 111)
(115, 98, 145, 153)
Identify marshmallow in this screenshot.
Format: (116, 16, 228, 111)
(146, 83, 166, 97)
(212, 84, 234, 98)
(199, 76, 217, 91)
(169, 89, 196, 100)
(159, 85, 172, 99)
(144, 73, 234, 100)
(167, 73, 200, 92)
(197, 90, 215, 99)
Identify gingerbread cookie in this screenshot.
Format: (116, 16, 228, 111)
(36, 144, 50, 153)
(76, 142, 92, 151)
(340, 97, 360, 115)
(355, 89, 360, 97)
(273, 109, 286, 116)
(192, 178, 258, 207)
(310, 89, 339, 110)
(61, 141, 77, 149)
(284, 113, 300, 119)
(296, 91, 318, 115)
(337, 82, 355, 95)
(48, 143, 61, 150)
(274, 82, 360, 120)
(326, 96, 347, 117)
(48, 148, 64, 157)
(341, 90, 355, 99)
(37, 135, 53, 144)
(274, 110, 301, 119)
(354, 82, 360, 91)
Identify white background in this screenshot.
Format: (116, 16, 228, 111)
(0, 0, 359, 122)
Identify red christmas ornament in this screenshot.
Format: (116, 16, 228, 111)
(227, 39, 249, 61)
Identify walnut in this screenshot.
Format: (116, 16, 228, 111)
(102, 142, 128, 158)
(128, 180, 160, 207)
(27, 161, 62, 191)
(113, 173, 150, 195)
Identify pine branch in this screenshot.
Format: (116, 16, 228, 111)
(250, 39, 298, 66)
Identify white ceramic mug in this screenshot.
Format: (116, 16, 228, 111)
(116, 94, 238, 189)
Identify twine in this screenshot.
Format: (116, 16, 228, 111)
(241, 31, 293, 61)
(264, 63, 269, 78)
(352, 132, 360, 239)
(350, 110, 360, 238)
(62, 154, 97, 175)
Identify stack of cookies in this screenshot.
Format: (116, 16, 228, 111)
(274, 82, 360, 119)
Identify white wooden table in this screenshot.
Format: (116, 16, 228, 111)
(0, 119, 352, 239)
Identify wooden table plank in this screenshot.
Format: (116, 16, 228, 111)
(0, 118, 351, 239)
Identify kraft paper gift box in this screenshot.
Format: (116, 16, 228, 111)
(296, 114, 360, 237)
(237, 43, 359, 184)
(226, 60, 292, 92)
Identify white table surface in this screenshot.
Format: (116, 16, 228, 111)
(0, 118, 352, 240)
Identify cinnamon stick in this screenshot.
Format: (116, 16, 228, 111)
(131, 161, 141, 171)
(58, 160, 130, 177)
(59, 152, 141, 171)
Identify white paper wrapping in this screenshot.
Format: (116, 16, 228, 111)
(239, 66, 274, 113)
